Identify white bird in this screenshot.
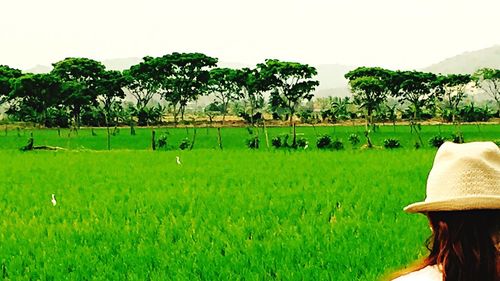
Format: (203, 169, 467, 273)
(304, 144, 309, 150)
(176, 156, 182, 165)
(51, 194, 57, 206)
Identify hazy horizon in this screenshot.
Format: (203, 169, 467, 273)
(1, 0, 499, 70)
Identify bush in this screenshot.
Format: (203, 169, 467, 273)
(271, 136, 283, 148)
(429, 135, 447, 148)
(296, 137, 308, 149)
(157, 134, 168, 149)
(247, 136, 259, 149)
(383, 138, 401, 149)
(331, 139, 344, 150)
(316, 135, 332, 149)
(348, 134, 360, 146)
(179, 138, 191, 150)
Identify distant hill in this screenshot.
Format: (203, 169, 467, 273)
(423, 45, 500, 74)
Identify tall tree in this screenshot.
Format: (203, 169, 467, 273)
(96, 70, 126, 149)
(392, 71, 438, 121)
(472, 68, 500, 117)
(235, 68, 267, 125)
(8, 73, 65, 126)
(208, 68, 242, 124)
(51, 58, 106, 129)
(0, 65, 22, 105)
(437, 74, 471, 123)
(123, 58, 159, 125)
(147, 53, 217, 125)
(259, 59, 319, 126)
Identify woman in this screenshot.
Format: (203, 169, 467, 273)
(392, 141, 500, 281)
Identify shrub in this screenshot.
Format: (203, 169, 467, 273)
(429, 135, 447, 148)
(271, 136, 282, 148)
(272, 135, 289, 148)
(179, 138, 191, 150)
(383, 138, 401, 149)
(157, 134, 168, 149)
(316, 134, 332, 149)
(348, 133, 360, 146)
(296, 137, 308, 149)
(247, 136, 259, 149)
(331, 139, 344, 150)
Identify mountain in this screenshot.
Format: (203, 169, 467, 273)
(423, 45, 500, 74)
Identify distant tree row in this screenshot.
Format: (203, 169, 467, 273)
(1, 58, 499, 134)
(0, 54, 320, 130)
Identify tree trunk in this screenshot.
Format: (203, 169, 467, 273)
(217, 127, 223, 150)
(151, 130, 156, 151)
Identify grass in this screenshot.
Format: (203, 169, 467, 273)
(0, 123, 498, 151)
(0, 124, 498, 280)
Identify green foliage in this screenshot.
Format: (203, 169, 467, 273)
(428, 135, 447, 148)
(246, 135, 259, 149)
(156, 133, 169, 149)
(296, 137, 308, 149)
(316, 134, 332, 149)
(451, 132, 464, 144)
(348, 133, 360, 146)
(271, 136, 283, 148)
(8, 73, 67, 127)
(259, 59, 319, 123)
(331, 139, 344, 150)
(0, 65, 22, 101)
(179, 138, 191, 150)
(143, 53, 218, 123)
(383, 138, 401, 149)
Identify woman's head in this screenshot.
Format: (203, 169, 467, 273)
(423, 210, 499, 281)
(397, 142, 500, 281)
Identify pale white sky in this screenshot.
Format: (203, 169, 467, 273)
(1, 0, 499, 70)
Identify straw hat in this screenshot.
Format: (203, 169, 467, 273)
(404, 141, 500, 213)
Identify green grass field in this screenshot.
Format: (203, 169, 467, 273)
(0, 124, 498, 280)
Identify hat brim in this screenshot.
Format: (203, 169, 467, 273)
(404, 195, 500, 213)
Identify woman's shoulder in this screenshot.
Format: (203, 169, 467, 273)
(392, 265, 442, 281)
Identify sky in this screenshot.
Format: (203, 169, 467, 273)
(1, 0, 499, 70)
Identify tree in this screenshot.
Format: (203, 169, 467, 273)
(393, 71, 439, 121)
(208, 68, 242, 124)
(146, 53, 217, 125)
(259, 59, 319, 126)
(345, 67, 393, 129)
(51, 58, 106, 129)
(234, 68, 267, 125)
(8, 73, 65, 126)
(346, 75, 388, 128)
(95, 70, 126, 149)
(437, 74, 471, 123)
(391, 70, 440, 146)
(0, 65, 22, 105)
(123, 59, 159, 125)
(472, 68, 500, 117)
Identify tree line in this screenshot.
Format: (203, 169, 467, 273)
(0, 53, 319, 129)
(0, 54, 499, 135)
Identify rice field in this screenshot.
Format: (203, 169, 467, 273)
(0, 124, 498, 280)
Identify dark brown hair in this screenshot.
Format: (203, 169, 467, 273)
(393, 210, 499, 281)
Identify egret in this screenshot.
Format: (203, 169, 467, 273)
(304, 144, 309, 150)
(51, 194, 57, 206)
(176, 156, 182, 165)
